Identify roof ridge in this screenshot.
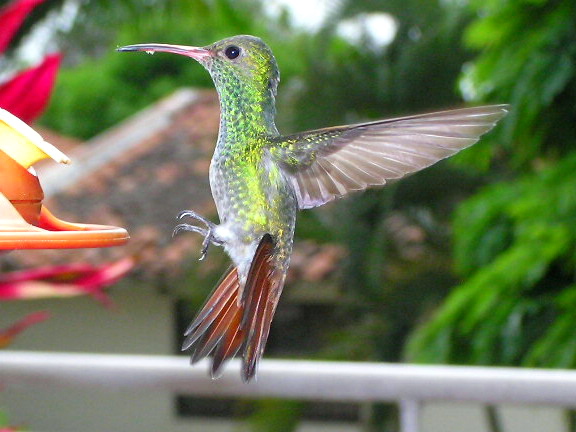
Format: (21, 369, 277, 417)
(41, 88, 204, 198)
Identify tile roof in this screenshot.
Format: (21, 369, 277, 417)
(6, 89, 220, 277)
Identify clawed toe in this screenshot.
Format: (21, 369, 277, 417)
(173, 210, 222, 260)
(177, 210, 215, 228)
(172, 223, 207, 238)
(200, 232, 213, 261)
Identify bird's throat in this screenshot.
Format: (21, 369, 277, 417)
(215, 84, 278, 150)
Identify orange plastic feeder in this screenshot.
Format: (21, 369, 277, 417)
(0, 135, 129, 250)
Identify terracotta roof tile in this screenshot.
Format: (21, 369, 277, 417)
(6, 89, 219, 278)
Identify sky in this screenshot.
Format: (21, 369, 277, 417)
(264, 0, 397, 49)
(264, 0, 336, 31)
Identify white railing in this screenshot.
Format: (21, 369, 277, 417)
(2, 351, 576, 432)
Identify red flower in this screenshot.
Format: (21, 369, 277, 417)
(0, 0, 60, 123)
(0, 257, 135, 308)
(0, 54, 61, 123)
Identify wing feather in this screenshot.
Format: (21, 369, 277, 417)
(271, 105, 508, 209)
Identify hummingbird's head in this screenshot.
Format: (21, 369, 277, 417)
(118, 35, 280, 101)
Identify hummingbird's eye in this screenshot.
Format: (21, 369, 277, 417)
(224, 45, 241, 60)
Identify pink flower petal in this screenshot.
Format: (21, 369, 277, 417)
(0, 257, 135, 308)
(0, 53, 61, 123)
(0, 263, 96, 284)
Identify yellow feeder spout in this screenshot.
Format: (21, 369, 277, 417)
(0, 108, 71, 169)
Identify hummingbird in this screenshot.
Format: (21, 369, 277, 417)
(118, 35, 507, 381)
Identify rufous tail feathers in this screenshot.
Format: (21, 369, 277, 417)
(182, 234, 281, 381)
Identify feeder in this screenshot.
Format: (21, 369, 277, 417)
(0, 109, 129, 250)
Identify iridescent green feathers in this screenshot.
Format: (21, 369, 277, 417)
(207, 36, 280, 138)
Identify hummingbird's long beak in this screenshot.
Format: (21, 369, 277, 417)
(116, 43, 212, 61)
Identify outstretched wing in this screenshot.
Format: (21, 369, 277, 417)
(182, 234, 282, 381)
(269, 105, 508, 209)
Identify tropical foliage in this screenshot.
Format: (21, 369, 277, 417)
(407, 0, 576, 369)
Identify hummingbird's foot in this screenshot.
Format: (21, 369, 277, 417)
(173, 210, 223, 260)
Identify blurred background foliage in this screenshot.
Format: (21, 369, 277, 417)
(406, 0, 576, 370)
(3, 0, 576, 430)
